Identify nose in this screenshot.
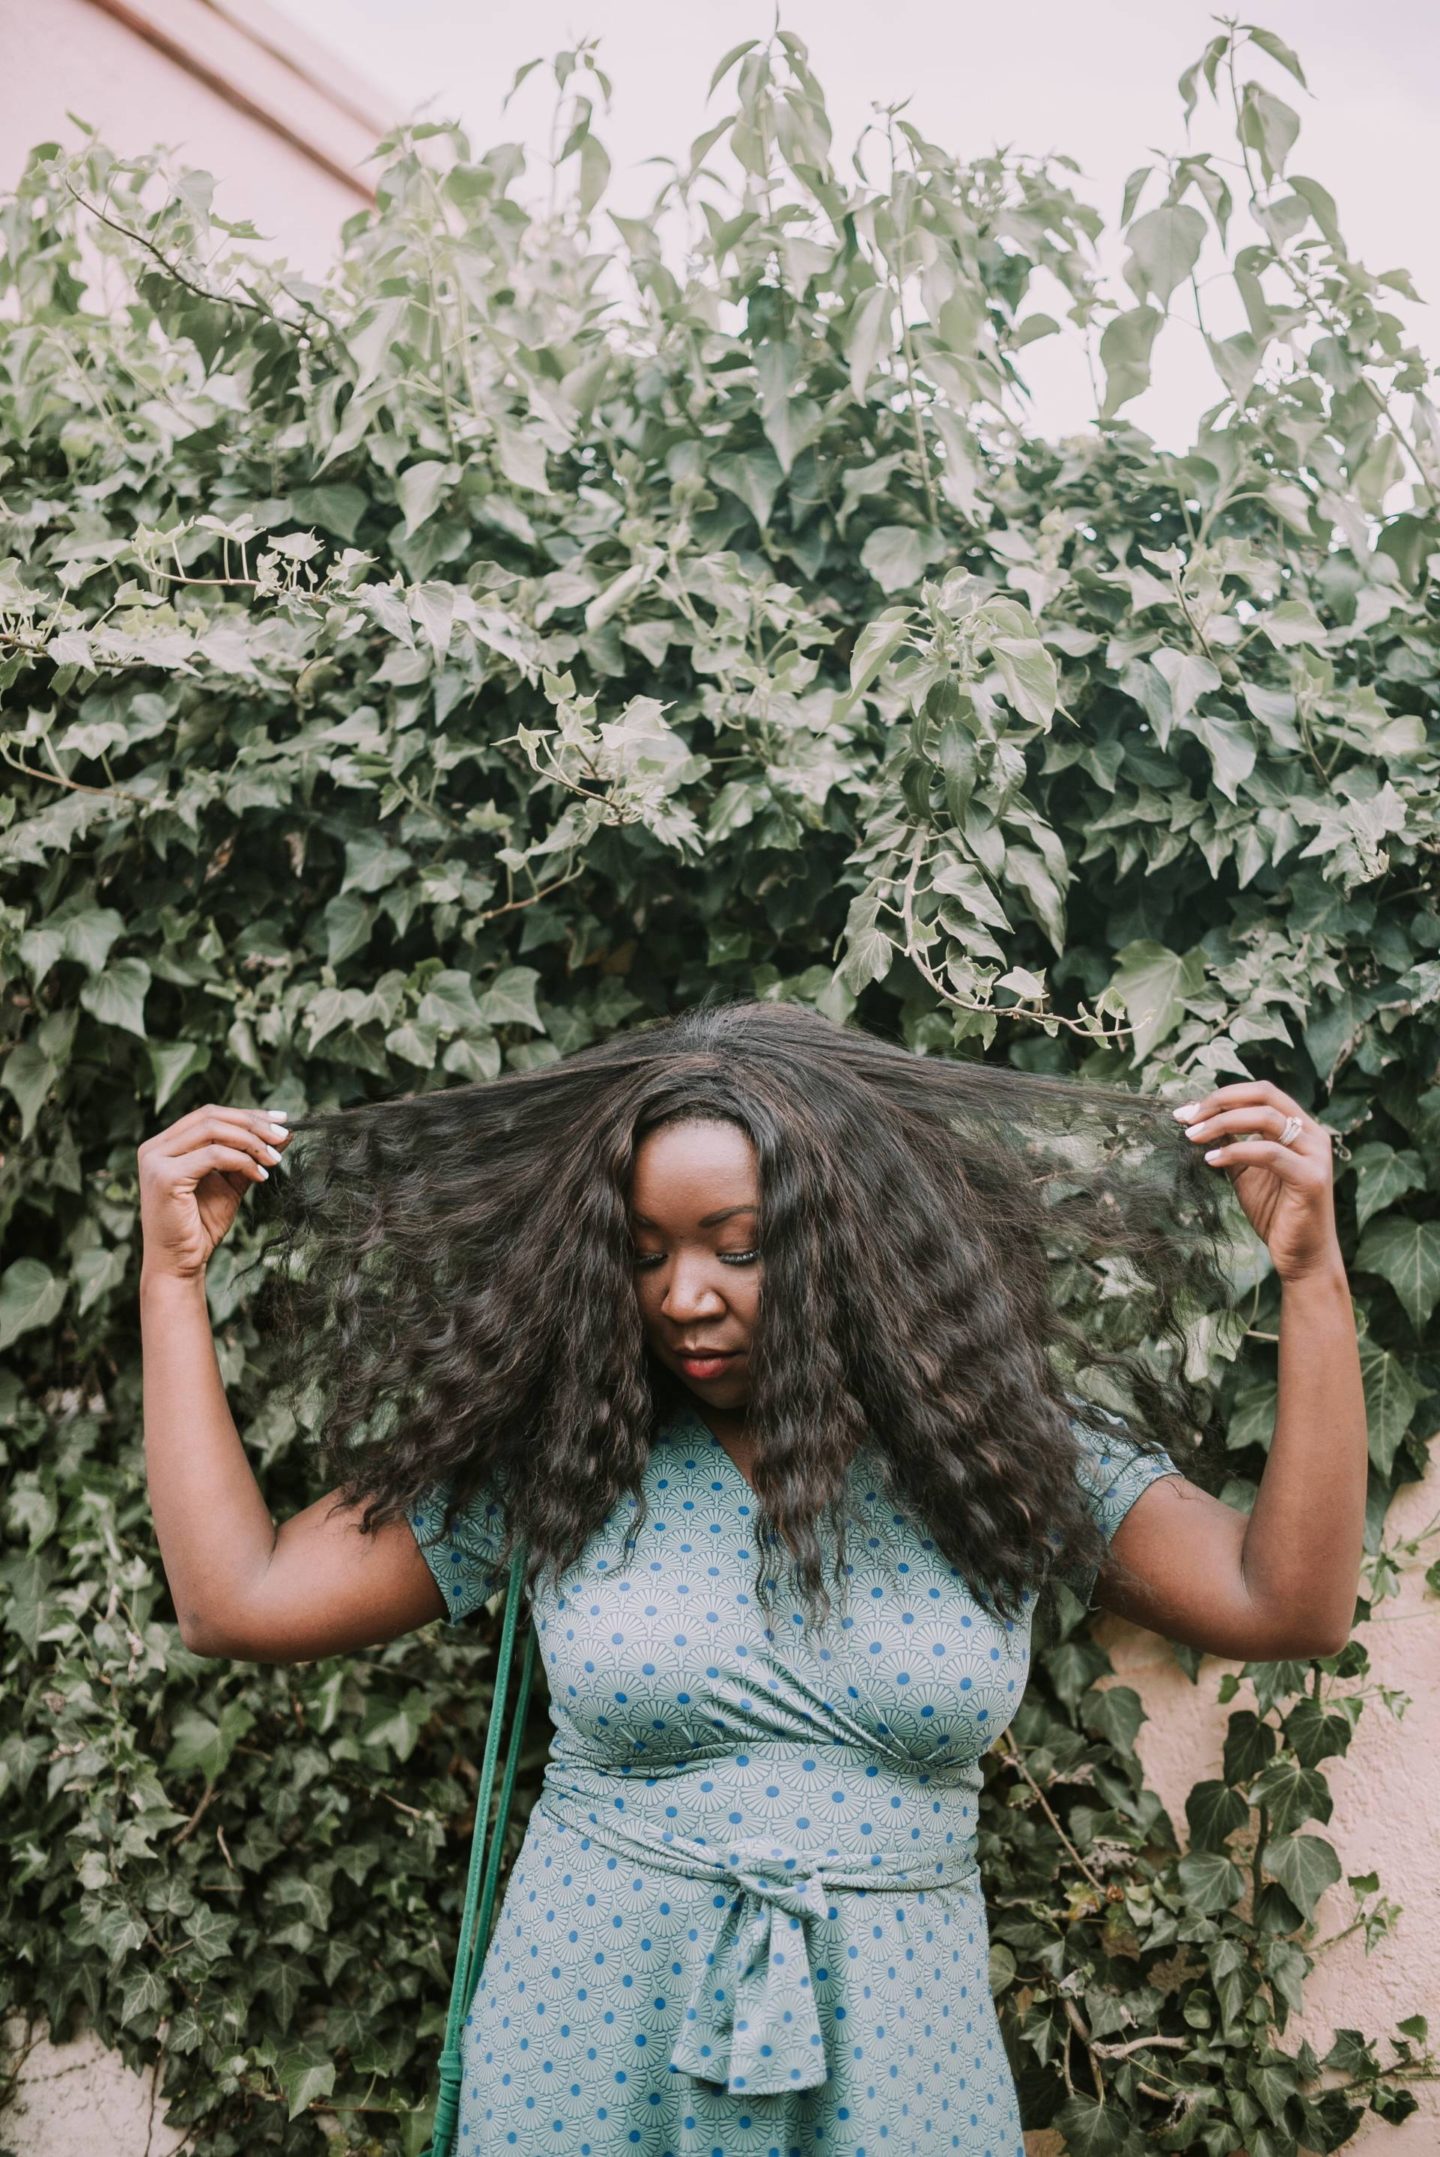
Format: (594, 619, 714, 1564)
(660, 1253, 728, 1323)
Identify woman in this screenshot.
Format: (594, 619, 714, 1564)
(139, 999, 1366, 2155)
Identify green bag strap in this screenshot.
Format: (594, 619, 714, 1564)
(421, 1540, 537, 2157)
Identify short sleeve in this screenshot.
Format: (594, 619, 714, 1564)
(406, 1480, 509, 1627)
(1060, 1397, 1183, 1601)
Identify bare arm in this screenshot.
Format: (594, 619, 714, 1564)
(142, 1270, 445, 1661)
(139, 1102, 446, 1664)
(1093, 1077, 1367, 1662)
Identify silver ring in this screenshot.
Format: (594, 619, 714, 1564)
(1279, 1113, 1304, 1147)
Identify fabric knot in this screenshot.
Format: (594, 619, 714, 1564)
(669, 1836, 831, 2095)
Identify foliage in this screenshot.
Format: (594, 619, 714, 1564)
(2, 19, 1439, 2151)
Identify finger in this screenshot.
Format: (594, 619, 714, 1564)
(141, 1104, 292, 1156)
(1181, 1103, 1311, 1146)
(1199, 1136, 1322, 1176)
(1172, 1079, 1304, 1126)
(145, 1111, 289, 1168)
(161, 1142, 275, 1186)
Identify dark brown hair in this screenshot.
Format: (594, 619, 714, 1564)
(258, 998, 1229, 1633)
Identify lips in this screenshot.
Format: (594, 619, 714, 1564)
(675, 1347, 738, 1376)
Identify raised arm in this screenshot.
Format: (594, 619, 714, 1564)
(1090, 1080, 1366, 1661)
(138, 1102, 446, 1663)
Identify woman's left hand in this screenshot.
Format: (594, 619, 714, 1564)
(1172, 1080, 1343, 1285)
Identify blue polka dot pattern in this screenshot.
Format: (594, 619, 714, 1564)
(406, 1401, 1179, 2152)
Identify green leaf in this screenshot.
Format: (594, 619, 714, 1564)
(79, 958, 151, 1039)
(1264, 1831, 1342, 1920)
(1347, 1143, 1426, 1234)
(0, 1258, 67, 1350)
(395, 459, 454, 536)
(1049, 2093, 1131, 2155)
(1249, 27, 1308, 89)
(708, 37, 759, 95)
(1185, 1778, 1250, 1849)
(145, 1038, 211, 1113)
(475, 966, 544, 1031)
(275, 2044, 336, 2121)
(860, 524, 945, 595)
(290, 484, 368, 542)
(1239, 83, 1300, 183)
(991, 638, 1058, 727)
(1357, 1336, 1423, 1478)
(577, 132, 610, 218)
(494, 420, 551, 495)
(1177, 1847, 1246, 1914)
(1125, 203, 1206, 308)
(1, 1039, 57, 1139)
(844, 285, 892, 404)
(1354, 1217, 1440, 1333)
(1098, 305, 1162, 417)
(847, 612, 911, 698)
(710, 447, 784, 529)
(1110, 940, 1205, 1061)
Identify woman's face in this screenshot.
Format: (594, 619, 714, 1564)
(629, 1117, 761, 1415)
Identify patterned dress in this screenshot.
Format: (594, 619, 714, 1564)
(407, 1400, 1180, 2156)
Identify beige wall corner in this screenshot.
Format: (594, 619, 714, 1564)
(1094, 1445, 1440, 2153)
(0, 0, 394, 274)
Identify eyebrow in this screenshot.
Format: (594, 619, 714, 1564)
(630, 1204, 758, 1229)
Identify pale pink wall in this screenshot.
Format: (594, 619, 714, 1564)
(0, 0, 378, 274)
(1076, 1447, 1440, 2154)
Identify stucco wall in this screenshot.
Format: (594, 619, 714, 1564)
(6, 1449, 1435, 2152)
(0, 0, 381, 275)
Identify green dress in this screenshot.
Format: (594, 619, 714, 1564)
(407, 1401, 1179, 2156)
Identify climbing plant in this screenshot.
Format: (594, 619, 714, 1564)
(2, 19, 1438, 2152)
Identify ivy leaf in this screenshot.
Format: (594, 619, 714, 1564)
(79, 958, 151, 1040)
(1177, 1847, 1246, 1914)
(1264, 1832, 1342, 1920)
(1354, 1218, 1440, 1333)
(1110, 939, 1205, 1061)
(1049, 2093, 1131, 2154)
(1185, 1778, 1249, 1850)
(1357, 1335, 1422, 1477)
(146, 1038, 211, 1112)
(274, 2044, 336, 2121)
(476, 966, 544, 1031)
(1347, 1143, 1426, 1234)
(0, 1259, 67, 1350)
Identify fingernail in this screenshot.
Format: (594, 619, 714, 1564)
(1172, 1103, 1200, 1121)
(1204, 1149, 1222, 1163)
(266, 1108, 290, 1121)
(264, 1124, 289, 1143)
(262, 1144, 282, 1163)
(257, 1165, 269, 1180)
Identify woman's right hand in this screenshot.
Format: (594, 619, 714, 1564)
(137, 1103, 293, 1283)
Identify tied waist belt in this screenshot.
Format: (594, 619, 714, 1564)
(536, 1784, 980, 2098)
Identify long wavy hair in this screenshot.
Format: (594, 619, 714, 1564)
(258, 998, 1232, 1634)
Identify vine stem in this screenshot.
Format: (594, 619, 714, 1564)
(993, 1726, 1106, 1894)
(894, 826, 1133, 1045)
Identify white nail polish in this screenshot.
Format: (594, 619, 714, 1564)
(257, 1165, 269, 1180)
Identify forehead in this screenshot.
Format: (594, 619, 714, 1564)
(629, 1118, 758, 1216)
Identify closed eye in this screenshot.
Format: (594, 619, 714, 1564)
(631, 1250, 759, 1268)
